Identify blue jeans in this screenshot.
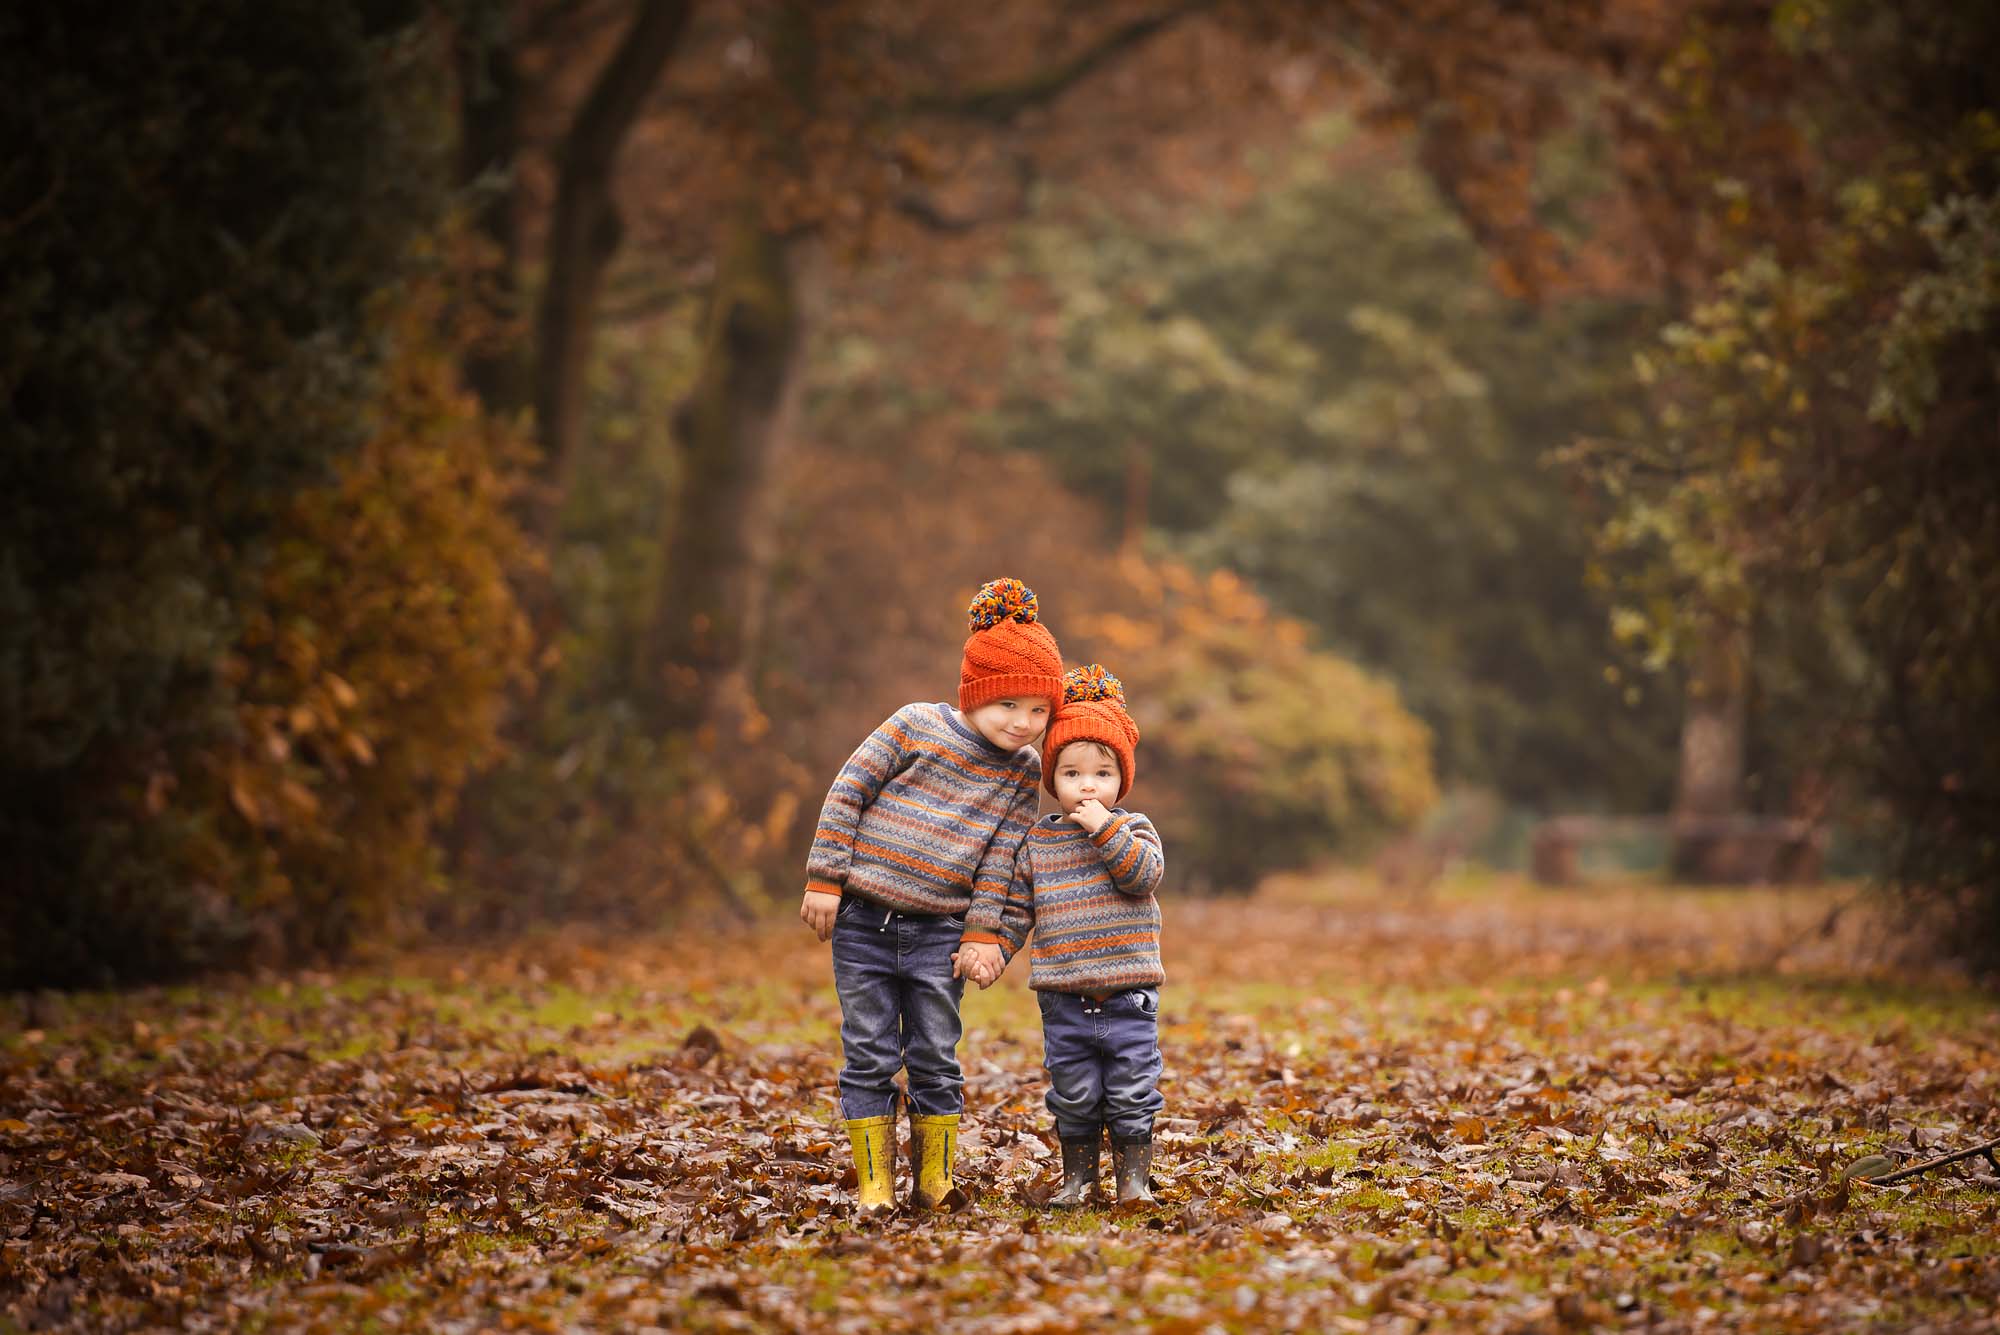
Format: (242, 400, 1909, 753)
(1038, 987, 1164, 1142)
(832, 896, 968, 1119)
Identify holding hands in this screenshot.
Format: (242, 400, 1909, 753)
(953, 941, 1006, 989)
(804, 889, 1009, 994)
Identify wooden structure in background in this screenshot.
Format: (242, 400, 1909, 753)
(1530, 814, 1826, 887)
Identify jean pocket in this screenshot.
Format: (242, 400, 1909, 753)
(1129, 988, 1159, 1016)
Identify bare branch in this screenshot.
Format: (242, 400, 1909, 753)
(893, 151, 1039, 233)
(533, 0, 695, 518)
(520, 0, 627, 54)
(558, 0, 694, 186)
(902, 0, 1216, 124)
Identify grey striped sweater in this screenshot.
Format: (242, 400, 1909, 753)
(964, 809, 1165, 994)
(806, 702, 1042, 916)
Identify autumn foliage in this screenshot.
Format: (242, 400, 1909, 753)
(1572, 3, 2000, 955)
(3, 880, 1994, 1330)
(210, 278, 534, 959)
(0, 2, 474, 985)
(1074, 561, 1438, 890)
(6, 5, 2000, 1329)
(5, 0, 1998, 987)
(478, 437, 1441, 923)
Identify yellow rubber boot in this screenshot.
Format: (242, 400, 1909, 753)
(846, 1114, 896, 1214)
(909, 1112, 960, 1210)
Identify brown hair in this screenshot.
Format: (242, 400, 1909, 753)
(1053, 738, 1118, 770)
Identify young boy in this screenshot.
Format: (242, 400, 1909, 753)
(960, 665, 1165, 1206)
(799, 578, 1062, 1214)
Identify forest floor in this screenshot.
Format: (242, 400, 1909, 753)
(3, 873, 1997, 1333)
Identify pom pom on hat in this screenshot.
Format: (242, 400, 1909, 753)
(968, 578, 1039, 631)
(1044, 662, 1140, 802)
(959, 578, 1064, 714)
(1062, 664, 1124, 706)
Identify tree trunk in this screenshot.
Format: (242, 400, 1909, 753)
(532, 0, 694, 529)
(1670, 621, 1751, 880)
(645, 213, 810, 731)
(456, 13, 524, 413)
(441, 2, 688, 882)
(644, 1, 817, 734)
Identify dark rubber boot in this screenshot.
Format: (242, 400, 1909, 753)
(1112, 1137, 1155, 1204)
(1048, 1133, 1100, 1209)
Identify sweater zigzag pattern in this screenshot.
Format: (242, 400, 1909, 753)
(806, 702, 1042, 916)
(965, 810, 1166, 994)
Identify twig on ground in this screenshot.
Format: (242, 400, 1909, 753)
(1756, 887, 1867, 971)
(1863, 1135, 2000, 1186)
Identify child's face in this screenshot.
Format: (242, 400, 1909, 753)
(964, 696, 1051, 751)
(1051, 741, 1120, 813)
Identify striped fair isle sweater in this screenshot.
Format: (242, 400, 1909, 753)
(806, 702, 1042, 917)
(964, 810, 1165, 994)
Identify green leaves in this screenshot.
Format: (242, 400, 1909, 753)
(1562, 0, 2000, 958)
(973, 115, 1681, 812)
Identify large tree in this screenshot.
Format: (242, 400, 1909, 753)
(0, 0, 464, 983)
(1575, 3, 2000, 947)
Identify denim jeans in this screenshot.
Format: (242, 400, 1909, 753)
(832, 895, 968, 1119)
(1038, 987, 1164, 1142)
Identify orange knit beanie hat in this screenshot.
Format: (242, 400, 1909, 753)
(1043, 664, 1140, 803)
(959, 578, 1065, 713)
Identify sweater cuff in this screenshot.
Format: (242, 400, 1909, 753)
(1087, 814, 1127, 846)
(804, 879, 844, 898)
(959, 930, 1003, 946)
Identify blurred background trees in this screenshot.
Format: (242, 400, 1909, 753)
(972, 119, 1682, 820)
(4, 0, 1995, 986)
(1, 0, 522, 983)
(1573, 2, 2000, 945)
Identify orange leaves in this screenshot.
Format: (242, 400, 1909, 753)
(184, 268, 534, 949)
(227, 769, 265, 828)
(5, 881, 1996, 1329)
(1064, 552, 1438, 887)
(890, 130, 947, 181)
(767, 432, 1435, 894)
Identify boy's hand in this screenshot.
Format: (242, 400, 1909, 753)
(967, 949, 1003, 988)
(954, 942, 1006, 988)
(799, 889, 841, 941)
(1067, 799, 1113, 835)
